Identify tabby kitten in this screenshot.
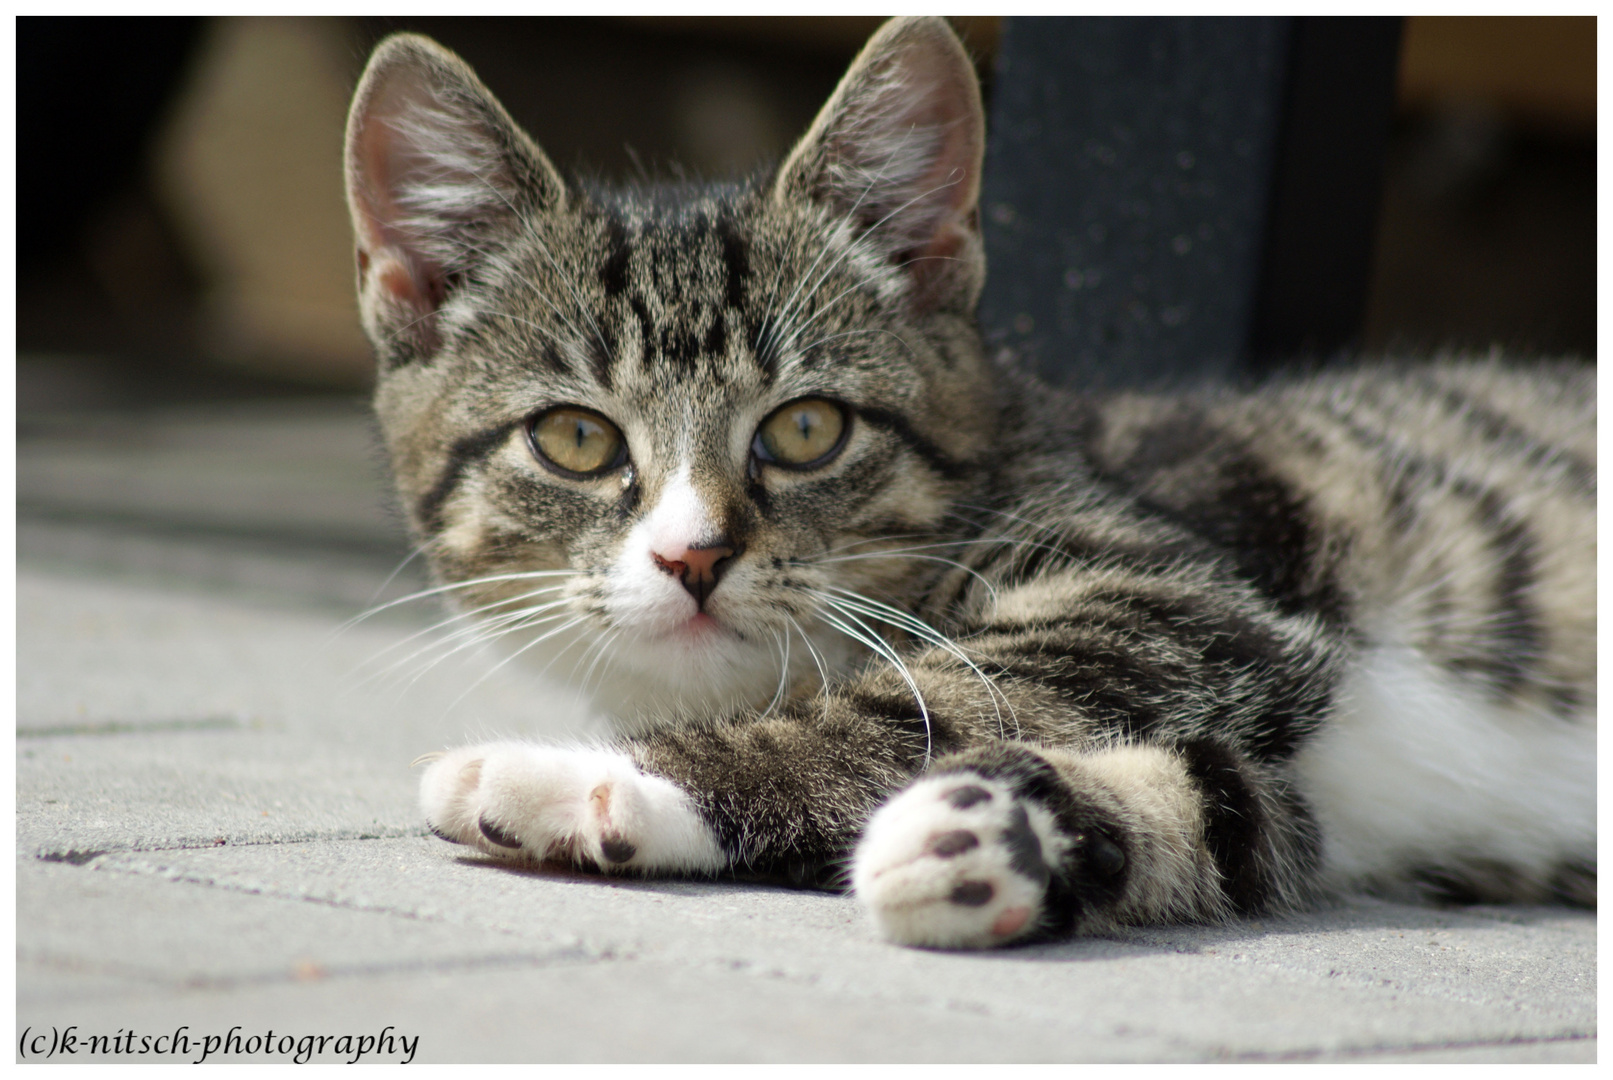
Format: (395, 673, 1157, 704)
(345, 17, 1594, 948)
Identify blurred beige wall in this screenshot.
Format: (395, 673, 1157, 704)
(140, 16, 1592, 390)
(153, 17, 371, 386)
(1399, 16, 1595, 132)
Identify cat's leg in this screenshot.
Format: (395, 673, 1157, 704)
(419, 742, 728, 873)
(844, 558, 1341, 947)
(418, 662, 960, 880)
(852, 739, 1316, 948)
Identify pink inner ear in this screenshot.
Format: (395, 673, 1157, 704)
(353, 111, 413, 249)
(905, 61, 982, 221)
(900, 220, 971, 313)
(365, 250, 443, 355)
(919, 219, 969, 263)
(814, 29, 982, 311)
(351, 102, 450, 316)
(377, 257, 437, 311)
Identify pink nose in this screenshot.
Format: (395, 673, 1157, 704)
(652, 540, 739, 609)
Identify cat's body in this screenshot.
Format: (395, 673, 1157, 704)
(345, 18, 1594, 948)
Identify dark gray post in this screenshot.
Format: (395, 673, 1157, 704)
(978, 17, 1401, 390)
(1245, 17, 1404, 373)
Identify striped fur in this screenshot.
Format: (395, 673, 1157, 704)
(347, 19, 1595, 948)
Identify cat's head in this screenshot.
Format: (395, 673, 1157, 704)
(345, 17, 998, 723)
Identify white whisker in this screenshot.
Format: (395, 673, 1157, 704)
(354, 586, 573, 669)
(757, 626, 795, 723)
(337, 568, 582, 635)
(363, 543, 430, 609)
(815, 546, 1003, 610)
(770, 171, 967, 363)
(812, 603, 932, 765)
(758, 130, 913, 362)
(373, 609, 575, 696)
(573, 625, 624, 703)
(823, 588, 1019, 740)
(786, 614, 835, 722)
(791, 326, 919, 362)
(442, 153, 614, 367)
(354, 593, 575, 683)
(441, 614, 594, 712)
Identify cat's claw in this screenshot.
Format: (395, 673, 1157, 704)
(417, 742, 726, 873)
(853, 772, 1067, 948)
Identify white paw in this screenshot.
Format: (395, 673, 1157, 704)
(417, 742, 725, 873)
(853, 772, 1066, 948)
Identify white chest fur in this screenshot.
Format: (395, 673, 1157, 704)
(1291, 641, 1595, 887)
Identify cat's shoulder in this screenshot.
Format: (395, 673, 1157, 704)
(1066, 355, 1593, 476)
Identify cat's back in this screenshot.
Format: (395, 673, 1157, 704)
(1083, 358, 1594, 708)
(1252, 358, 1593, 717)
(1075, 358, 1594, 898)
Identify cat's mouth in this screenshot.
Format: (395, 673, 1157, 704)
(648, 611, 729, 645)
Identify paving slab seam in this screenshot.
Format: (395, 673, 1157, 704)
(972, 928, 1589, 1020)
(18, 718, 247, 738)
(658, 932, 1576, 1053)
(17, 501, 406, 558)
(18, 539, 421, 618)
(29, 829, 433, 864)
(30, 854, 1223, 1048)
(20, 944, 605, 994)
(1166, 953, 1591, 1013)
(31, 851, 517, 933)
(1232, 1032, 1597, 1062)
(32, 850, 678, 967)
(21, 853, 1596, 1062)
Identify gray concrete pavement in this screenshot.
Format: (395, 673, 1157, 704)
(16, 397, 1595, 1063)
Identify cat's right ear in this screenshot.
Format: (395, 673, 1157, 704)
(344, 33, 565, 362)
(772, 17, 986, 317)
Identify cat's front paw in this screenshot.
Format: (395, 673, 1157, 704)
(417, 742, 725, 874)
(852, 771, 1069, 948)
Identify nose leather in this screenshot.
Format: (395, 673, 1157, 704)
(652, 540, 740, 610)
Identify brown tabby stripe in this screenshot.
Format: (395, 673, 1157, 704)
(599, 215, 631, 299)
(1175, 738, 1275, 911)
(417, 420, 523, 533)
(854, 406, 971, 480)
(1465, 491, 1542, 700)
(1096, 411, 1350, 626)
(1411, 372, 1595, 494)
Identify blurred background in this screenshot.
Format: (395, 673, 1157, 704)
(17, 15, 1596, 407)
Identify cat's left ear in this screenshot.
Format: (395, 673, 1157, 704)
(773, 17, 985, 316)
(345, 33, 567, 362)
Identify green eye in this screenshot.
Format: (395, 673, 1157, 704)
(528, 407, 626, 477)
(754, 398, 848, 469)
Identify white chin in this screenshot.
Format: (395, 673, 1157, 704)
(503, 613, 858, 732)
(588, 629, 786, 726)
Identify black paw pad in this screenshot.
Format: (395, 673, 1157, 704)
(428, 825, 464, 845)
(599, 836, 637, 864)
(1087, 832, 1126, 876)
(950, 880, 994, 907)
(927, 830, 980, 858)
(477, 815, 522, 849)
(1001, 804, 1051, 887)
(945, 784, 992, 809)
